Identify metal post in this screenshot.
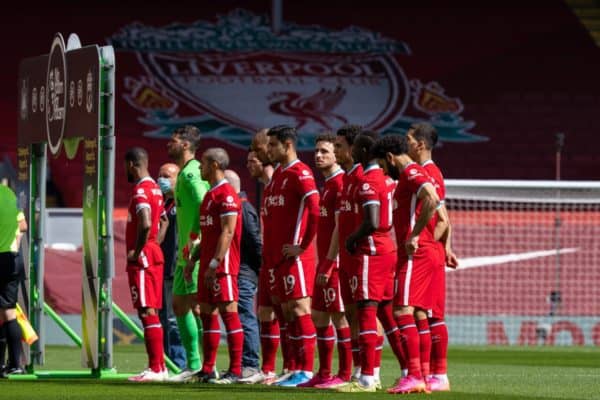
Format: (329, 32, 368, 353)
(99, 45, 116, 372)
(31, 143, 47, 365)
(271, 0, 283, 34)
(550, 133, 564, 317)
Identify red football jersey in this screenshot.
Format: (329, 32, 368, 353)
(199, 180, 242, 275)
(352, 164, 396, 255)
(422, 160, 445, 200)
(336, 164, 363, 259)
(393, 162, 437, 254)
(126, 177, 165, 252)
(263, 159, 319, 264)
(317, 168, 344, 261)
(261, 164, 280, 267)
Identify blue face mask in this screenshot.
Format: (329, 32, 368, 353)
(157, 177, 172, 194)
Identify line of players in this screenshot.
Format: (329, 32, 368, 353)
(123, 122, 457, 394)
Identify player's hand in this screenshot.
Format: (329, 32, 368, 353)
(445, 248, 459, 269)
(405, 235, 419, 255)
(345, 236, 357, 255)
(282, 244, 304, 258)
(183, 260, 195, 283)
(204, 268, 217, 289)
(127, 250, 138, 263)
(316, 273, 330, 287)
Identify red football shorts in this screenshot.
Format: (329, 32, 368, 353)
(395, 246, 437, 310)
(275, 255, 315, 301)
(197, 270, 239, 304)
(312, 265, 345, 313)
(429, 242, 447, 318)
(126, 242, 164, 309)
(350, 252, 396, 302)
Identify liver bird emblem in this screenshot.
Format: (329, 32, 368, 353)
(268, 86, 348, 130)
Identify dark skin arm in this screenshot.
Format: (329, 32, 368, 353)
(345, 204, 379, 255)
(127, 208, 151, 262)
(156, 213, 169, 245)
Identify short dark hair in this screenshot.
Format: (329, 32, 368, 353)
(125, 147, 148, 166)
(173, 125, 202, 152)
(336, 124, 362, 146)
(315, 133, 337, 145)
(371, 135, 408, 159)
(267, 125, 298, 144)
(409, 122, 438, 150)
(353, 133, 378, 155)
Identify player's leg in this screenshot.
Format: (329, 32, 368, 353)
(197, 302, 220, 382)
(236, 274, 259, 378)
(211, 274, 244, 384)
(428, 248, 450, 391)
(171, 261, 201, 377)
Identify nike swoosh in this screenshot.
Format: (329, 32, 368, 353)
(449, 248, 578, 271)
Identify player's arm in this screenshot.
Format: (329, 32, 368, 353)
(16, 211, 27, 249)
(282, 189, 320, 258)
(435, 207, 459, 268)
(184, 175, 209, 259)
(204, 213, 238, 288)
(345, 202, 379, 255)
(406, 183, 439, 255)
(316, 213, 340, 286)
(157, 212, 169, 245)
(128, 207, 151, 262)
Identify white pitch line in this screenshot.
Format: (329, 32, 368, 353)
(448, 248, 578, 271)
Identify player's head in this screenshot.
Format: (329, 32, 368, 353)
(406, 122, 437, 160)
(157, 163, 179, 195)
(335, 124, 362, 168)
(351, 130, 379, 167)
(246, 150, 264, 179)
(371, 135, 409, 180)
(314, 133, 337, 173)
(224, 169, 241, 194)
(167, 125, 202, 161)
(201, 147, 229, 182)
(124, 147, 149, 183)
(266, 125, 297, 164)
(250, 128, 271, 165)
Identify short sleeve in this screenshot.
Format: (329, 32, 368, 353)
(218, 188, 240, 217)
(406, 165, 433, 196)
(295, 167, 318, 199)
(132, 187, 151, 214)
(356, 178, 380, 208)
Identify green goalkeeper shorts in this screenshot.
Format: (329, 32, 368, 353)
(173, 260, 199, 296)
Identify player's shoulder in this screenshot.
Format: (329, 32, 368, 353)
(180, 159, 202, 181)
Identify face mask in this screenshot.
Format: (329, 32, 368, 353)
(157, 177, 172, 194)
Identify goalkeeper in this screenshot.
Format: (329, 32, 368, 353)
(165, 126, 210, 382)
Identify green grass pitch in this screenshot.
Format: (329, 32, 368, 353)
(2, 345, 599, 399)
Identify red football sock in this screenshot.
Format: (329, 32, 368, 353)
(297, 314, 316, 373)
(280, 323, 296, 371)
(260, 319, 280, 373)
(351, 338, 361, 368)
(357, 306, 378, 376)
(273, 304, 296, 372)
(200, 313, 221, 373)
(377, 302, 406, 368)
(429, 318, 448, 374)
(416, 319, 431, 378)
(221, 311, 244, 376)
(336, 326, 352, 381)
(374, 334, 384, 369)
(316, 324, 335, 378)
(141, 314, 164, 373)
(396, 314, 421, 378)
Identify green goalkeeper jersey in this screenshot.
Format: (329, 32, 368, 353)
(174, 158, 210, 263)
